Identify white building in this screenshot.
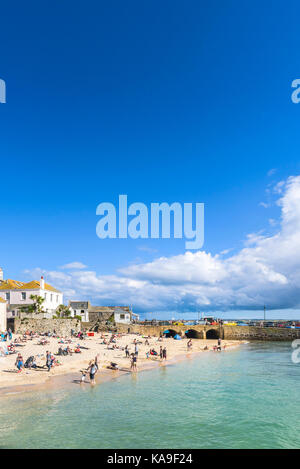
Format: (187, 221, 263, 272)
(0, 268, 63, 318)
(68, 301, 90, 322)
(68, 301, 139, 324)
(0, 298, 7, 331)
(114, 307, 139, 324)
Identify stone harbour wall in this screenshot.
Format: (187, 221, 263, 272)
(115, 324, 300, 341)
(223, 326, 300, 341)
(13, 318, 81, 336)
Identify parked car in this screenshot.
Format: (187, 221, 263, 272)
(264, 322, 275, 327)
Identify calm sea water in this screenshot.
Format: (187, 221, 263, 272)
(0, 342, 299, 449)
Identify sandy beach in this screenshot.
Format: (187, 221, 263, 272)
(0, 332, 245, 392)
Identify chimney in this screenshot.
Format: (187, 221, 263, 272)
(0, 268, 3, 281)
(40, 276, 45, 289)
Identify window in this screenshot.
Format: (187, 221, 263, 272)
(56, 295, 59, 302)
(5, 292, 10, 301)
(120, 314, 125, 319)
(81, 310, 84, 314)
(21, 292, 26, 300)
(44, 293, 47, 300)
(50, 294, 53, 301)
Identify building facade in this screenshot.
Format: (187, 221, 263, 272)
(68, 301, 138, 324)
(0, 269, 63, 318)
(68, 301, 90, 322)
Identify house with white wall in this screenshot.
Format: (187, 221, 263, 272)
(68, 301, 90, 322)
(68, 301, 138, 324)
(0, 268, 63, 318)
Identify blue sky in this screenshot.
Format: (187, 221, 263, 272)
(1, 1, 300, 318)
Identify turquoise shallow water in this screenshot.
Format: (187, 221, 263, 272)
(0, 342, 299, 449)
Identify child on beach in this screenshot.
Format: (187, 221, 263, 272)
(130, 353, 137, 371)
(15, 353, 23, 372)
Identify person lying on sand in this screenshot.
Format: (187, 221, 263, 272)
(107, 362, 118, 370)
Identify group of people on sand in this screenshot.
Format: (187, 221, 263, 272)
(5, 327, 227, 385)
(15, 352, 39, 372)
(58, 344, 82, 356)
(46, 351, 59, 372)
(213, 338, 223, 352)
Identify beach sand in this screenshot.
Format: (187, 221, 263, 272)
(0, 332, 245, 393)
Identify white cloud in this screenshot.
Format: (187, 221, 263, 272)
(26, 175, 300, 316)
(137, 246, 158, 253)
(259, 201, 270, 208)
(59, 262, 87, 270)
(267, 168, 277, 177)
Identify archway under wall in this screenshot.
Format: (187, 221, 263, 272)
(206, 329, 220, 339)
(185, 329, 203, 339)
(163, 329, 178, 338)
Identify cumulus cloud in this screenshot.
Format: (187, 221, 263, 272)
(25, 176, 300, 315)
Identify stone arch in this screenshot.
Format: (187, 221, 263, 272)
(163, 329, 178, 338)
(206, 329, 220, 339)
(185, 329, 203, 339)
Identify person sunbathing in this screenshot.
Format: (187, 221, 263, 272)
(107, 362, 118, 370)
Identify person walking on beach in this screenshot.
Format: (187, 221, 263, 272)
(160, 346, 163, 359)
(46, 351, 52, 372)
(88, 362, 98, 384)
(162, 347, 167, 360)
(135, 343, 138, 356)
(125, 345, 129, 358)
(187, 339, 192, 350)
(217, 338, 222, 351)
